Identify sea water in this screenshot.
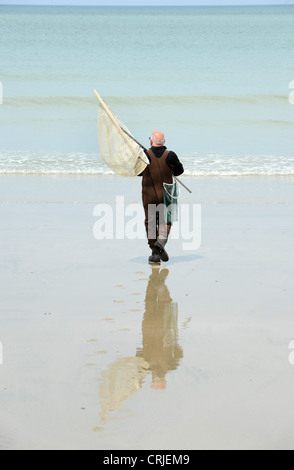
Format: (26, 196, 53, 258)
(0, 5, 294, 176)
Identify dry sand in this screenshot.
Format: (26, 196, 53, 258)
(0, 174, 294, 450)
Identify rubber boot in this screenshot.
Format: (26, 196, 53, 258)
(148, 247, 161, 265)
(154, 236, 169, 262)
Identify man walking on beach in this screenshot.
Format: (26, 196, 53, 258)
(140, 131, 184, 264)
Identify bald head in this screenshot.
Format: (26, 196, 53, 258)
(150, 131, 165, 147)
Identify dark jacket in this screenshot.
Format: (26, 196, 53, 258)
(144, 146, 184, 177)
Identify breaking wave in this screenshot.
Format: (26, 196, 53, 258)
(0, 150, 294, 176)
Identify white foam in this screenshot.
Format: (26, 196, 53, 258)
(0, 150, 293, 176)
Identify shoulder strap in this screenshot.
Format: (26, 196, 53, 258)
(161, 149, 170, 160)
(146, 149, 160, 203)
(158, 149, 170, 184)
(147, 149, 155, 161)
(147, 148, 169, 160)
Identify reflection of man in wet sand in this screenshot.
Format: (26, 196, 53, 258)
(98, 268, 183, 425)
(136, 268, 183, 390)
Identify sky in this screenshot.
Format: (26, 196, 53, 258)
(0, 0, 293, 5)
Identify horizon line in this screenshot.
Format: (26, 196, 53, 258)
(0, 2, 293, 5)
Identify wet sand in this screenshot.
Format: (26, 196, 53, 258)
(0, 174, 294, 450)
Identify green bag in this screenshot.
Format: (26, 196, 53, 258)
(163, 179, 179, 224)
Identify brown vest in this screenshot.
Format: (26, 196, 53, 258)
(142, 149, 173, 206)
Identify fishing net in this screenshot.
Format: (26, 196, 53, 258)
(163, 179, 179, 223)
(95, 91, 149, 177)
